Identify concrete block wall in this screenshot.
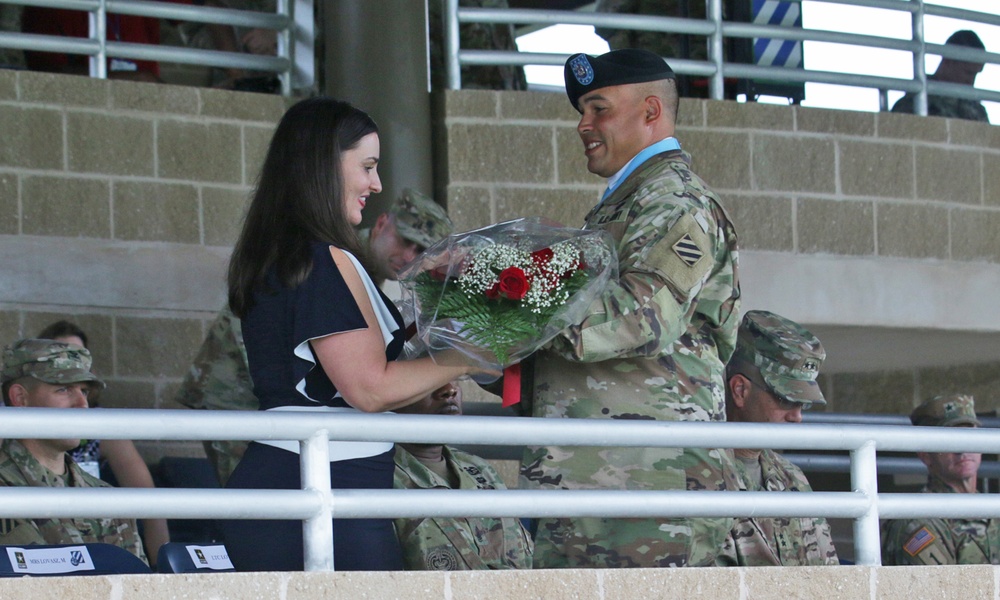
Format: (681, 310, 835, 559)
(435, 90, 1000, 415)
(0, 70, 290, 459)
(437, 89, 1000, 263)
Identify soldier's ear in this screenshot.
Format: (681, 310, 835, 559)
(372, 212, 391, 235)
(729, 374, 749, 408)
(7, 383, 29, 408)
(644, 95, 662, 124)
(916, 452, 932, 467)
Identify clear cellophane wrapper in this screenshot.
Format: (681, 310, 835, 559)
(398, 217, 617, 383)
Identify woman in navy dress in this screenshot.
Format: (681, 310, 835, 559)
(221, 97, 482, 571)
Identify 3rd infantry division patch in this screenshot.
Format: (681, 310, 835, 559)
(672, 233, 704, 267)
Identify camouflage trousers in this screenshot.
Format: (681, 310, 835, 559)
(533, 515, 733, 568)
(524, 446, 737, 568)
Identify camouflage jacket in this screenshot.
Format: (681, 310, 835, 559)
(890, 93, 989, 123)
(427, 0, 526, 91)
(0, 439, 147, 564)
(595, 0, 712, 61)
(881, 475, 1000, 565)
(520, 148, 741, 568)
(393, 445, 533, 570)
(718, 450, 839, 566)
(175, 306, 256, 413)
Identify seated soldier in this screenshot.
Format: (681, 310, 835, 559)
(718, 310, 838, 566)
(393, 381, 533, 570)
(0, 339, 147, 564)
(881, 394, 999, 565)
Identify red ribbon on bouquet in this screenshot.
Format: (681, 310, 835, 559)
(501, 364, 521, 408)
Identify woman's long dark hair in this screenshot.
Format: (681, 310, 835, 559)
(227, 97, 378, 318)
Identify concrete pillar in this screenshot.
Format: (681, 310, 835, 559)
(322, 1, 433, 225)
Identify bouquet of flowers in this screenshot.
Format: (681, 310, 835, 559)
(398, 217, 617, 405)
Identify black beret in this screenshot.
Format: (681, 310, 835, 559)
(564, 48, 675, 112)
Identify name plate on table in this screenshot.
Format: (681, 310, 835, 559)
(186, 545, 234, 570)
(6, 545, 95, 575)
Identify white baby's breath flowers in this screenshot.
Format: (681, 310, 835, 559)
(457, 241, 582, 314)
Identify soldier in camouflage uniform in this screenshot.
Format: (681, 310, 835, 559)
(0, 339, 147, 564)
(177, 189, 453, 486)
(174, 308, 253, 486)
(427, 0, 527, 91)
(881, 394, 1000, 565)
(891, 30, 990, 123)
(358, 188, 455, 290)
(717, 311, 838, 567)
(595, 0, 709, 62)
(519, 49, 741, 568)
(393, 381, 533, 570)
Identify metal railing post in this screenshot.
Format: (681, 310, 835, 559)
(278, 0, 291, 96)
(707, 0, 724, 100)
(91, 0, 108, 79)
(851, 440, 881, 565)
(445, 0, 461, 90)
(300, 430, 333, 571)
(911, 0, 927, 116)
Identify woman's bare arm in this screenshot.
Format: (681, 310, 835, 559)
(311, 248, 484, 413)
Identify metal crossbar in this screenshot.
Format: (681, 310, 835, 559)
(445, 0, 1000, 115)
(0, 0, 310, 95)
(1, 407, 999, 570)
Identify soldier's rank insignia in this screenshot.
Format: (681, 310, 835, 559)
(672, 233, 703, 267)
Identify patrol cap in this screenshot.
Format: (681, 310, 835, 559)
(564, 48, 675, 112)
(729, 310, 825, 405)
(910, 394, 980, 428)
(1, 339, 105, 389)
(388, 189, 454, 250)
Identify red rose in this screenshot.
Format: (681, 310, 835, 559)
(531, 248, 554, 267)
(485, 282, 500, 299)
(497, 267, 529, 300)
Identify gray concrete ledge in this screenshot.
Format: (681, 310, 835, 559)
(0, 235, 228, 312)
(0, 565, 993, 599)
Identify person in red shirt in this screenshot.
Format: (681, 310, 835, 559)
(23, 2, 240, 83)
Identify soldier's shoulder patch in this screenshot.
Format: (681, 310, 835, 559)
(646, 212, 712, 295)
(671, 233, 703, 267)
(425, 547, 459, 570)
(903, 526, 936, 557)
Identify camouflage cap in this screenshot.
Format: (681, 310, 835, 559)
(388, 189, 453, 250)
(910, 394, 980, 428)
(729, 310, 825, 405)
(1, 339, 105, 388)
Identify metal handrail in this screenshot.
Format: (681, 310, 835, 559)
(0, 0, 308, 95)
(2, 407, 1000, 570)
(446, 0, 999, 116)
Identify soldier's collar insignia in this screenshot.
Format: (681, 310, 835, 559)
(672, 233, 704, 267)
(569, 54, 594, 86)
